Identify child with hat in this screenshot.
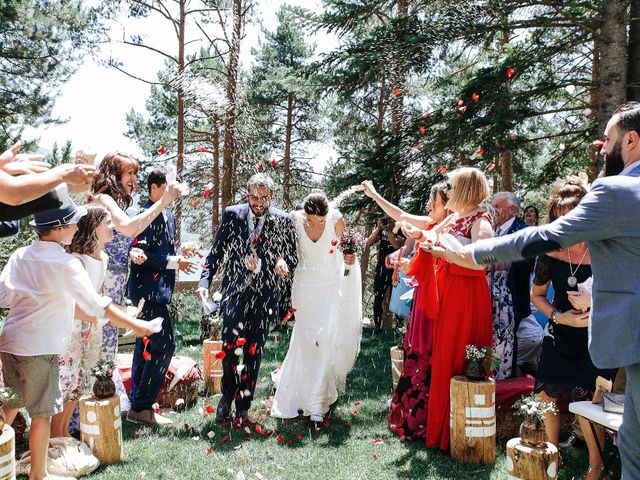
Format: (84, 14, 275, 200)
(0, 193, 154, 480)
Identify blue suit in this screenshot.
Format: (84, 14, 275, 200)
(199, 203, 297, 412)
(126, 200, 176, 412)
(473, 167, 640, 478)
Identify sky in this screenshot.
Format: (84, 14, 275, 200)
(25, 0, 336, 172)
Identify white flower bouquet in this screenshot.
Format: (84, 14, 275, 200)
(90, 358, 116, 381)
(513, 393, 557, 429)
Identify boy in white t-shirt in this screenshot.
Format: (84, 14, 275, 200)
(0, 194, 153, 480)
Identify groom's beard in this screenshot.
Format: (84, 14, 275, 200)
(602, 140, 625, 177)
(250, 204, 267, 216)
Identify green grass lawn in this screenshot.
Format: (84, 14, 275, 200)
(49, 315, 588, 480)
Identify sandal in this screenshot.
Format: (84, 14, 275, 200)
(585, 463, 606, 480)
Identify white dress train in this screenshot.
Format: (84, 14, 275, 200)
(271, 208, 362, 419)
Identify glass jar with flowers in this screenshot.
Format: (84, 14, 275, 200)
(513, 393, 557, 447)
(90, 359, 117, 399)
(464, 345, 499, 381)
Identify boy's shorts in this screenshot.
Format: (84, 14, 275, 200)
(0, 352, 63, 418)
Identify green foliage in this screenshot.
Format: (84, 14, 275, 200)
(0, 0, 103, 146)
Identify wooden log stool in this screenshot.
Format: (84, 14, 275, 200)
(506, 438, 559, 480)
(390, 346, 404, 392)
(79, 395, 123, 465)
(0, 425, 15, 480)
(203, 340, 224, 394)
(450, 375, 496, 464)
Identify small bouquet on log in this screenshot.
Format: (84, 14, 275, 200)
(464, 345, 500, 381)
(513, 393, 557, 429)
(91, 359, 117, 399)
(336, 228, 364, 276)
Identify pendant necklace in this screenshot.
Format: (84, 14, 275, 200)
(567, 247, 588, 288)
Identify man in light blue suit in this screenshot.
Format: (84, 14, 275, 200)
(428, 102, 640, 478)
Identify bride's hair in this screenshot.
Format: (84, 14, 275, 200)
(303, 191, 329, 217)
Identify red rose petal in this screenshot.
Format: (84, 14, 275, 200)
(471, 92, 480, 101)
(270, 159, 277, 167)
(593, 139, 605, 147)
(248, 343, 257, 356)
(236, 338, 247, 347)
(192, 200, 198, 208)
(203, 188, 210, 199)
(438, 166, 447, 174)
(207, 447, 212, 454)
(458, 105, 467, 114)
(205, 405, 214, 414)
(475, 148, 484, 156)
(393, 87, 401, 96)
(419, 126, 426, 135)
(152, 273, 159, 282)
(506, 67, 515, 79)
(331, 239, 338, 246)
(143, 350, 152, 361)
(487, 162, 496, 171)
(215, 351, 226, 359)
(198, 146, 206, 153)
(276, 435, 284, 443)
(354, 401, 361, 406)
(329, 249, 334, 254)
(456, 98, 464, 107)
(297, 433, 303, 440)
(351, 410, 357, 416)
(157, 146, 166, 155)
(130, 238, 138, 247)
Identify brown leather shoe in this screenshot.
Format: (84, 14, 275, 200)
(126, 408, 173, 426)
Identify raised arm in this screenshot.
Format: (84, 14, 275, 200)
(361, 180, 434, 229)
(196, 209, 233, 299)
(93, 182, 184, 238)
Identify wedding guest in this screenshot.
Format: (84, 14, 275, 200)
(523, 205, 539, 226)
(386, 182, 449, 440)
(490, 192, 533, 378)
(90, 152, 184, 404)
(366, 215, 404, 333)
(126, 168, 197, 426)
(0, 196, 152, 480)
(528, 177, 616, 448)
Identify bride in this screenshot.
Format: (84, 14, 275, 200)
(272, 191, 363, 424)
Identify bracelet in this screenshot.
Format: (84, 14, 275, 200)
(549, 309, 559, 324)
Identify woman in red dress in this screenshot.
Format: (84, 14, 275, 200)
(422, 167, 494, 451)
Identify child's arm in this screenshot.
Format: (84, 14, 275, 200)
(103, 304, 153, 337)
(75, 306, 97, 323)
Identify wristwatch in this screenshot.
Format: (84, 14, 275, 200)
(549, 309, 559, 324)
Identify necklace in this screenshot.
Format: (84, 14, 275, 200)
(567, 247, 588, 287)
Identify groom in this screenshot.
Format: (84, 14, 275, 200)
(197, 173, 297, 423)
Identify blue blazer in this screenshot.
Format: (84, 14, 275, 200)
(199, 203, 297, 303)
(504, 216, 534, 322)
(127, 200, 176, 305)
(474, 169, 640, 369)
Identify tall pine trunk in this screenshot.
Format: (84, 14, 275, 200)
(175, 0, 186, 246)
(595, 0, 628, 174)
(212, 116, 220, 238)
(222, 0, 242, 209)
(283, 92, 294, 210)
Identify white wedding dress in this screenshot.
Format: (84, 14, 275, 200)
(271, 208, 363, 419)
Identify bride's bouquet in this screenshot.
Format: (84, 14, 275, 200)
(336, 228, 364, 276)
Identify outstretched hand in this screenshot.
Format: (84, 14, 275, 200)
(275, 257, 289, 276)
(360, 180, 378, 199)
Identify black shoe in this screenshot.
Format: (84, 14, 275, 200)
(559, 432, 586, 450)
(216, 396, 232, 421)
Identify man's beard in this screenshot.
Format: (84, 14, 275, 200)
(603, 140, 625, 177)
(250, 205, 266, 216)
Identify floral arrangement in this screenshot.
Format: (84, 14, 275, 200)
(0, 386, 17, 404)
(208, 291, 223, 340)
(513, 393, 557, 429)
(465, 344, 500, 371)
(90, 358, 116, 381)
(336, 228, 364, 255)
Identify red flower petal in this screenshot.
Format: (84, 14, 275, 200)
(438, 166, 447, 174)
(290, 308, 297, 313)
(354, 401, 361, 406)
(198, 146, 206, 153)
(371, 439, 384, 445)
(142, 337, 150, 346)
(248, 343, 257, 356)
(297, 433, 303, 440)
(456, 98, 464, 107)
(283, 311, 293, 323)
(351, 410, 357, 416)
(475, 148, 484, 156)
(270, 159, 277, 167)
(329, 249, 334, 254)
(276, 435, 284, 443)
(236, 337, 247, 347)
(205, 405, 214, 414)
(215, 351, 226, 359)
(331, 239, 338, 246)
(419, 126, 426, 135)
(221, 435, 230, 443)
(255, 424, 265, 435)
(130, 238, 138, 247)
(593, 139, 605, 147)
(487, 162, 496, 171)
(275, 335, 281, 341)
(393, 87, 401, 96)
(207, 447, 212, 454)
(192, 200, 198, 208)
(421, 111, 429, 119)
(506, 67, 515, 79)
(203, 188, 210, 199)
(143, 350, 152, 361)
(157, 146, 166, 155)
(458, 106, 467, 114)
(471, 92, 480, 102)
